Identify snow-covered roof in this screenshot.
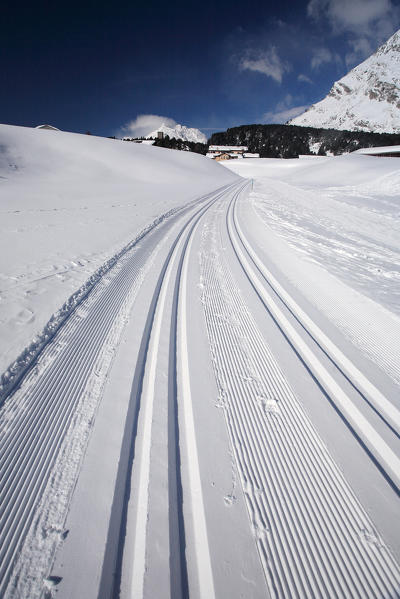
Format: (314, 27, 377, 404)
(208, 145, 248, 152)
(35, 124, 60, 131)
(243, 153, 260, 158)
(354, 145, 400, 155)
(123, 138, 155, 145)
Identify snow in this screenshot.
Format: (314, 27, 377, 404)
(1, 126, 400, 598)
(0, 124, 236, 379)
(222, 154, 400, 378)
(35, 124, 60, 131)
(355, 144, 400, 154)
(222, 155, 400, 296)
(146, 122, 207, 143)
(290, 29, 400, 133)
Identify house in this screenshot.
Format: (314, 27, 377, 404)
(215, 152, 237, 161)
(208, 145, 248, 155)
(207, 145, 259, 160)
(207, 145, 247, 160)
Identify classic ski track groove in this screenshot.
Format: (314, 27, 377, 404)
(243, 203, 400, 437)
(1, 176, 399, 599)
(101, 183, 238, 599)
(0, 182, 234, 406)
(126, 185, 220, 598)
(0, 182, 237, 597)
(199, 183, 400, 598)
(252, 182, 400, 388)
(229, 187, 400, 493)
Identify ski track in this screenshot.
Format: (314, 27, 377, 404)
(106, 181, 236, 599)
(1, 176, 400, 598)
(0, 186, 231, 406)
(199, 182, 400, 598)
(251, 185, 400, 387)
(229, 197, 400, 492)
(0, 182, 237, 598)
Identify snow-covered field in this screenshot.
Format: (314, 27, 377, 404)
(0, 125, 236, 388)
(1, 127, 400, 598)
(224, 154, 400, 317)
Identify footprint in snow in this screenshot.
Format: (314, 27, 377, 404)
(224, 494, 237, 507)
(43, 575, 63, 589)
(257, 395, 280, 415)
(13, 308, 34, 325)
(360, 528, 383, 548)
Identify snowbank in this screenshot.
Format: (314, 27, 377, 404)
(0, 124, 237, 374)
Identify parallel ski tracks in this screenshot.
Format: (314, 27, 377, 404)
(0, 182, 237, 597)
(229, 185, 400, 493)
(99, 182, 243, 598)
(2, 176, 399, 598)
(199, 184, 400, 598)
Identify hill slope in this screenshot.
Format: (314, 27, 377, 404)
(0, 124, 236, 375)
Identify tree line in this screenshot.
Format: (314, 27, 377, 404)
(208, 124, 400, 158)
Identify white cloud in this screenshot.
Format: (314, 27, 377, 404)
(298, 73, 313, 84)
(310, 47, 342, 70)
(307, 0, 399, 73)
(307, 0, 399, 39)
(345, 37, 374, 66)
(311, 47, 332, 69)
(239, 47, 290, 83)
(263, 95, 310, 123)
(117, 114, 177, 138)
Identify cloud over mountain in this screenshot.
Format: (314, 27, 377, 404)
(239, 47, 290, 83)
(118, 115, 178, 138)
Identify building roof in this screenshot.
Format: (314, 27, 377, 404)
(354, 145, 400, 155)
(35, 124, 60, 131)
(208, 145, 248, 152)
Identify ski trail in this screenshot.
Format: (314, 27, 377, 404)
(199, 183, 400, 598)
(128, 221, 183, 599)
(227, 195, 400, 493)
(240, 192, 400, 437)
(103, 183, 242, 599)
(178, 209, 216, 599)
(0, 182, 237, 598)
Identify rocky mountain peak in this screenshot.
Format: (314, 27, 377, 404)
(289, 29, 400, 134)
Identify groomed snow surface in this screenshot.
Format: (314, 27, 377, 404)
(0, 126, 400, 598)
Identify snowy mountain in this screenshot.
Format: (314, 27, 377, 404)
(289, 30, 400, 134)
(146, 122, 207, 143)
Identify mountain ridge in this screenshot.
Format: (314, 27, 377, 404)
(146, 122, 207, 143)
(289, 29, 400, 134)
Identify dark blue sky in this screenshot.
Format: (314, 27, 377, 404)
(1, 0, 399, 138)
